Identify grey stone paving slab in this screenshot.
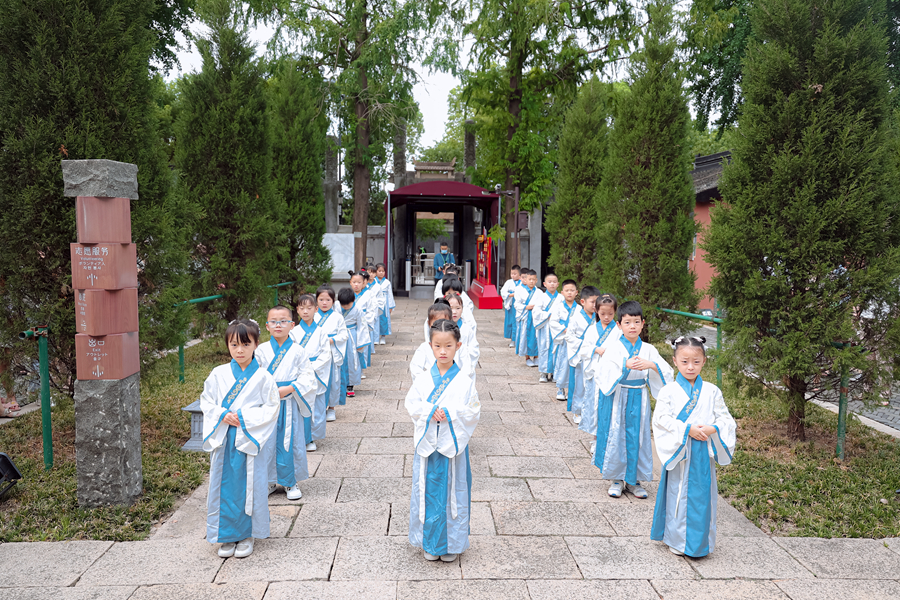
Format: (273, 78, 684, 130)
(482, 400, 525, 411)
(78, 540, 220, 586)
(306, 453, 322, 476)
(374, 391, 410, 400)
(343, 400, 399, 412)
(472, 424, 546, 438)
(468, 436, 515, 456)
(391, 422, 414, 437)
(499, 411, 571, 427)
(526, 580, 659, 600)
(520, 400, 569, 414)
(364, 409, 414, 423)
(460, 536, 581, 579)
(599, 502, 653, 535)
(470, 476, 534, 502)
(309, 437, 360, 454)
(717, 497, 767, 537)
(357, 437, 413, 454)
(651, 580, 789, 600)
(492, 501, 615, 536)
(264, 581, 398, 600)
(151, 483, 208, 540)
(398, 580, 530, 600)
(269, 505, 300, 537)
(268, 477, 340, 505)
(773, 537, 900, 579)
(315, 454, 404, 478)
(0, 541, 114, 587)
(774, 579, 900, 600)
(330, 408, 367, 422)
(291, 502, 389, 537)
(1, 588, 136, 600)
(542, 425, 594, 439)
(527, 478, 624, 503)
(488, 456, 574, 478)
(322, 422, 394, 438)
(388, 501, 410, 535)
(337, 477, 412, 503)
(477, 410, 503, 424)
(510, 437, 590, 457)
(389, 501, 494, 537)
(565, 457, 603, 479)
(686, 537, 814, 580)
(330, 536, 461, 581)
(130, 582, 269, 600)
(215, 538, 338, 582)
(565, 536, 697, 580)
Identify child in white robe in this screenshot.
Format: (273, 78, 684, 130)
(533, 273, 560, 382)
(565, 285, 600, 424)
(579, 294, 621, 436)
(338, 287, 364, 398)
(651, 336, 736, 558)
(550, 279, 579, 401)
(374, 262, 396, 344)
(592, 300, 674, 499)
(349, 270, 376, 372)
(256, 306, 317, 501)
(291, 294, 332, 452)
(446, 292, 479, 372)
(515, 269, 545, 368)
(406, 319, 480, 562)
(201, 319, 280, 559)
(500, 265, 521, 346)
(366, 265, 385, 347)
(314, 286, 348, 423)
(410, 302, 454, 379)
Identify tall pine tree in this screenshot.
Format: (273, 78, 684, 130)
(595, 2, 698, 339)
(547, 77, 617, 285)
(704, 0, 900, 440)
(0, 0, 191, 393)
(175, 0, 285, 321)
(268, 57, 333, 300)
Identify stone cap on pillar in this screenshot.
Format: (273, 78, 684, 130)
(61, 159, 139, 199)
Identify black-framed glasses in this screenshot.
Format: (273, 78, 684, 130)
(266, 320, 293, 326)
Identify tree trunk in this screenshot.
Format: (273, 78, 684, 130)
(785, 375, 807, 441)
(352, 21, 370, 271)
(504, 42, 524, 277)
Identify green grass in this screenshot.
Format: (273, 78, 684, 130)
(0, 339, 231, 542)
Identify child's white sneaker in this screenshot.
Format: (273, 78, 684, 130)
(379, 337, 386, 345)
(234, 537, 254, 558)
(424, 551, 440, 561)
(608, 480, 624, 498)
(440, 553, 458, 562)
(556, 390, 566, 401)
(361, 374, 367, 379)
(306, 442, 317, 452)
(508, 341, 515, 347)
(267, 483, 277, 496)
(326, 408, 336, 422)
(539, 374, 548, 383)
(627, 483, 649, 499)
(573, 414, 582, 425)
(669, 546, 684, 556)
(286, 485, 303, 501)
(218, 543, 236, 557)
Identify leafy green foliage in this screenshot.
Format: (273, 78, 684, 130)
(175, 0, 285, 322)
(416, 218, 447, 243)
(703, 0, 900, 440)
(0, 0, 192, 394)
(148, 0, 196, 73)
(595, 3, 699, 339)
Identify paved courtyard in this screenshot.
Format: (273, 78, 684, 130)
(2, 297, 900, 599)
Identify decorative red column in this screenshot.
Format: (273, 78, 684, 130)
(62, 159, 142, 507)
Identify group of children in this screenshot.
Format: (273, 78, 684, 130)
(199, 264, 395, 558)
(502, 267, 737, 558)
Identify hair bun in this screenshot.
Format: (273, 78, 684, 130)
(693, 336, 707, 344)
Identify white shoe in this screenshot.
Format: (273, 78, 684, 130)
(608, 480, 624, 498)
(627, 483, 649, 499)
(326, 408, 336, 422)
(286, 485, 303, 501)
(509, 342, 515, 347)
(361, 374, 366, 379)
(234, 537, 254, 558)
(379, 337, 386, 345)
(556, 391, 566, 401)
(440, 553, 458, 562)
(424, 551, 440, 561)
(539, 374, 548, 383)
(267, 483, 277, 496)
(218, 543, 236, 557)
(573, 414, 582, 424)
(669, 546, 684, 556)
(524, 359, 534, 367)
(306, 442, 317, 452)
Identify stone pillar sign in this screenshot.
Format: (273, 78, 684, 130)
(62, 159, 143, 507)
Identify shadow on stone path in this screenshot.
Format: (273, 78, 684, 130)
(2, 298, 900, 599)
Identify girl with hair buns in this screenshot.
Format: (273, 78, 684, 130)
(201, 319, 280, 559)
(405, 319, 480, 563)
(651, 336, 736, 558)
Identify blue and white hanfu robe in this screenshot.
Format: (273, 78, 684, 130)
(500, 279, 520, 340)
(565, 308, 594, 414)
(515, 285, 544, 357)
(578, 321, 621, 435)
(315, 308, 348, 408)
(368, 281, 386, 344)
(550, 300, 577, 396)
(201, 359, 280, 544)
(651, 375, 736, 557)
(406, 363, 480, 556)
(591, 336, 673, 484)
(354, 284, 377, 366)
(256, 337, 316, 488)
(290, 321, 331, 442)
(340, 302, 365, 391)
(374, 276, 396, 337)
(533, 290, 560, 373)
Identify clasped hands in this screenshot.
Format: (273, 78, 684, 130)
(689, 424, 717, 441)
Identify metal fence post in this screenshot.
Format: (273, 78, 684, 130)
(715, 299, 722, 388)
(19, 327, 53, 470)
(836, 366, 849, 460)
(178, 343, 185, 384)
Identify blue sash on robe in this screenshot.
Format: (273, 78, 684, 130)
(376, 277, 390, 334)
(520, 287, 538, 356)
(567, 308, 593, 411)
(297, 321, 320, 443)
(504, 281, 520, 339)
(542, 292, 560, 366)
(593, 336, 644, 476)
(651, 375, 713, 557)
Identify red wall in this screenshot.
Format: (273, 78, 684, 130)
(690, 202, 716, 312)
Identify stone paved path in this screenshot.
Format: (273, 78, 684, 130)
(3, 298, 900, 599)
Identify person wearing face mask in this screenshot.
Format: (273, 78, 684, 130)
(433, 241, 455, 282)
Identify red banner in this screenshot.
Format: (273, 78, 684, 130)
(476, 235, 493, 285)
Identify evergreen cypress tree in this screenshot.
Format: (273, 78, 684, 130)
(595, 2, 698, 338)
(704, 0, 900, 440)
(546, 76, 615, 286)
(268, 57, 332, 301)
(175, 0, 285, 321)
(0, 0, 191, 393)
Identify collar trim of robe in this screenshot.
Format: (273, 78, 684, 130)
(267, 336, 293, 375)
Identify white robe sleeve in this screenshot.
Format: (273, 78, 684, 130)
(200, 370, 229, 451)
(644, 344, 674, 398)
(329, 317, 349, 367)
(651, 384, 692, 470)
(439, 375, 480, 457)
(549, 303, 568, 344)
(385, 281, 396, 310)
(579, 323, 600, 370)
(514, 287, 528, 321)
(234, 374, 281, 456)
(594, 343, 631, 397)
(409, 343, 433, 379)
(289, 347, 316, 418)
(710, 385, 737, 465)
